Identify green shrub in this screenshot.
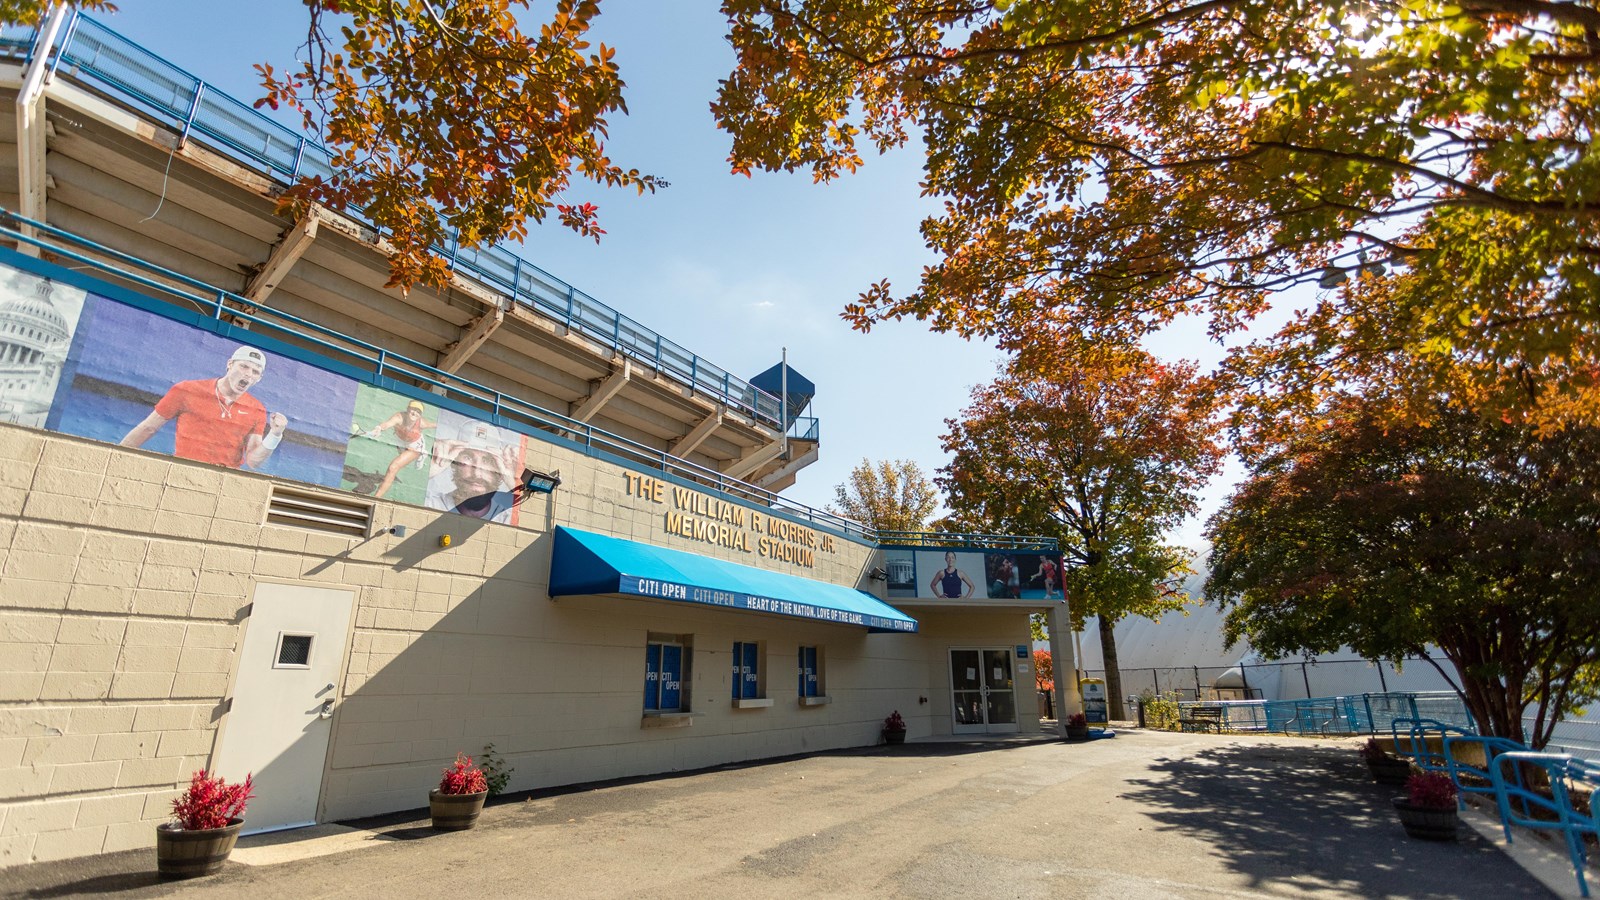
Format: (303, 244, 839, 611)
(1141, 692, 1183, 731)
(480, 743, 513, 798)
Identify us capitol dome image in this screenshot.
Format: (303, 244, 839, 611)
(0, 272, 81, 428)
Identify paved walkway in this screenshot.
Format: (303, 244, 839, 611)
(1, 729, 1573, 899)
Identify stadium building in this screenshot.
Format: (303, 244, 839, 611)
(0, 14, 1078, 865)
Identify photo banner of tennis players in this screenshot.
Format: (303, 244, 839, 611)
(0, 257, 527, 526)
(883, 548, 1065, 601)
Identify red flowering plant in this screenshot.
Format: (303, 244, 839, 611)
(170, 770, 254, 831)
(437, 753, 489, 796)
(1067, 712, 1088, 727)
(1404, 771, 1459, 810)
(883, 711, 906, 732)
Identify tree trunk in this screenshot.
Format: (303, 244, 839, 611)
(1098, 617, 1126, 721)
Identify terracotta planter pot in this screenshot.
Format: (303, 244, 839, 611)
(155, 817, 244, 879)
(1367, 755, 1412, 786)
(1392, 798, 1459, 841)
(429, 789, 488, 831)
(882, 728, 906, 745)
(1065, 724, 1090, 742)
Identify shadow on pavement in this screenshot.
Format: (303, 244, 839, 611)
(1118, 740, 1555, 899)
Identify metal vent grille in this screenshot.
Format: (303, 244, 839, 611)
(277, 634, 312, 667)
(266, 486, 372, 537)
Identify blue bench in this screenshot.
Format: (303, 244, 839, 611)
(1489, 752, 1599, 897)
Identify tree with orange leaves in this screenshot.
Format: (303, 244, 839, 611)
(939, 343, 1224, 719)
(713, 0, 1600, 434)
(1208, 395, 1600, 747)
(4, 0, 660, 292)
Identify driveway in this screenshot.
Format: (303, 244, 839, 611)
(1, 729, 1553, 899)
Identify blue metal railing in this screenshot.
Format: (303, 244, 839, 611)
(1174, 692, 1475, 736)
(3, 14, 801, 436)
(0, 212, 869, 541)
(877, 532, 1059, 551)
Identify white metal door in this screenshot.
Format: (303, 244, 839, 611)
(215, 583, 354, 835)
(949, 648, 1020, 735)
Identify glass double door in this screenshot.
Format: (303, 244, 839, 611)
(949, 648, 1018, 734)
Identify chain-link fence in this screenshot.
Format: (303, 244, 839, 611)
(1152, 692, 1474, 736)
(1081, 655, 1455, 704)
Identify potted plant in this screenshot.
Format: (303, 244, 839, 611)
(1065, 712, 1090, 741)
(882, 710, 907, 745)
(1359, 737, 1412, 785)
(1392, 771, 1459, 841)
(155, 770, 254, 879)
(429, 753, 490, 831)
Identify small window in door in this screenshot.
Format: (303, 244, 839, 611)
(274, 633, 314, 669)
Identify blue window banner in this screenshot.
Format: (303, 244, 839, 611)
(660, 644, 683, 711)
(732, 642, 759, 700)
(644, 643, 662, 711)
(798, 646, 818, 698)
(0, 250, 528, 526)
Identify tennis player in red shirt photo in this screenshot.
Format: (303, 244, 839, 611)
(119, 345, 288, 469)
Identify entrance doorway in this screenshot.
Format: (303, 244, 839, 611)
(215, 583, 355, 834)
(949, 648, 1019, 734)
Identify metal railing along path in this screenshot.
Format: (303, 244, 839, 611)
(1172, 692, 1475, 736)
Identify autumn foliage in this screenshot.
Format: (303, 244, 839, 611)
(827, 458, 938, 534)
(714, 0, 1600, 433)
(170, 770, 254, 831)
(940, 342, 1223, 718)
(437, 753, 489, 796)
(254, 0, 659, 290)
(1207, 397, 1600, 747)
(1033, 649, 1053, 693)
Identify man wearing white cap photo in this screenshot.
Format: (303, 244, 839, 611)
(424, 419, 520, 523)
(120, 344, 288, 469)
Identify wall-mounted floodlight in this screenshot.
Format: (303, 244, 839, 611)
(522, 467, 562, 494)
(868, 566, 889, 581)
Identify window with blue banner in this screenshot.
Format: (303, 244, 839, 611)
(645, 640, 685, 712)
(732, 641, 760, 700)
(798, 645, 819, 698)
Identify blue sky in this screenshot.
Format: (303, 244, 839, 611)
(89, 1, 1241, 547)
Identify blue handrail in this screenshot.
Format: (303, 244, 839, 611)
(0, 211, 871, 541)
(3, 13, 801, 435)
(1489, 752, 1598, 897)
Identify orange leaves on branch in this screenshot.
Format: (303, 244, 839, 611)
(715, 0, 1600, 435)
(939, 339, 1223, 627)
(253, 0, 659, 290)
(0, 0, 114, 26)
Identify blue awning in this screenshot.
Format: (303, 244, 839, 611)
(549, 526, 917, 633)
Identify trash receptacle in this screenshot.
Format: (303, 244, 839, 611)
(1081, 678, 1108, 725)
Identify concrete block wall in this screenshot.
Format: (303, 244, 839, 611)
(0, 426, 264, 865)
(3, 421, 965, 867)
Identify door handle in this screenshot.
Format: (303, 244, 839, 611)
(318, 699, 335, 719)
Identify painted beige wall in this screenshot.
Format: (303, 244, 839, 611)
(0, 422, 1029, 866)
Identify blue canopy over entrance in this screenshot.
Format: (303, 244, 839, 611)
(549, 526, 918, 633)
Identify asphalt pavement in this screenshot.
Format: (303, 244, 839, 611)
(1, 728, 1569, 899)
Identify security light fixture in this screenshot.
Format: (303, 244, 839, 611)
(868, 566, 889, 581)
(522, 467, 562, 494)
